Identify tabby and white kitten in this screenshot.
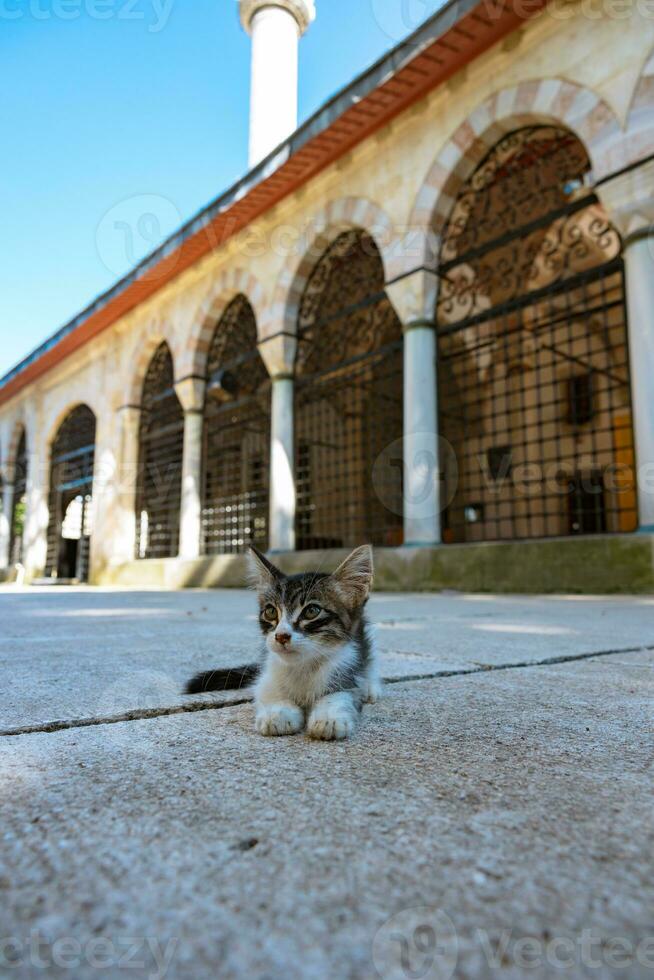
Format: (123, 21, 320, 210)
(185, 545, 380, 741)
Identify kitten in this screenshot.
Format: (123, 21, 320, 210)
(185, 545, 381, 741)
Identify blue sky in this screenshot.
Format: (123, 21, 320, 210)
(0, 0, 444, 378)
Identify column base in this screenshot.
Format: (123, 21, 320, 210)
(402, 541, 441, 549)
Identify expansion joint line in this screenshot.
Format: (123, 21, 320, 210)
(1, 644, 652, 738)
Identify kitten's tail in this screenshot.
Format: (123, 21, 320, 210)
(184, 664, 260, 695)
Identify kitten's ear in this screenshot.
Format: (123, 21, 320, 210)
(331, 545, 373, 608)
(247, 547, 283, 591)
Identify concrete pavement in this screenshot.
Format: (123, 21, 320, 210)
(1, 585, 653, 978)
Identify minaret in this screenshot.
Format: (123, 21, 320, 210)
(240, 0, 315, 168)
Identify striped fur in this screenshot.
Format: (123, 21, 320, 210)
(184, 545, 381, 740)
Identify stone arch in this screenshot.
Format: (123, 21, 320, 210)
(6, 418, 28, 482)
(429, 120, 634, 544)
(45, 404, 97, 582)
(44, 398, 101, 452)
(269, 197, 398, 338)
(123, 318, 182, 408)
(623, 49, 654, 170)
(408, 80, 623, 265)
(187, 268, 266, 379)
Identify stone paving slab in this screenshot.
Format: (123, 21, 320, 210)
(2, 587, 654, 730)
(1, 654, 653, 979)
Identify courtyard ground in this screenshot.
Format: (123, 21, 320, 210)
(1, 585, 653, 979)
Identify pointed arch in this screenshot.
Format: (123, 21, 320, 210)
(624, 49, 654, 173)
(123, 320, 184, 408)
(293, 227, 404, 550)
(432, 123, 636, 544)
(201, 294, 271, 554)
(407, 80, 623, 269)
(188, 268, 266, 381)
(45, 404, 97, 581)
(135, 342, 184, 559)
(268, 197, 398, 340)
(8, 426, 28, 564)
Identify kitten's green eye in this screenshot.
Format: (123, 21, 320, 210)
(263, 604, 278, 622)
(303, 603, 322, 620)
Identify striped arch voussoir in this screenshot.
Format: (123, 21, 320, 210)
(187, 269, 265, 379)
(124, 320, 181, 408)
(410, 79, 622, 242)
(622, 52, 654, 173)
(267, 197, 398, 338)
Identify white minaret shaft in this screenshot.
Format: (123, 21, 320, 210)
(240, 0, 315, 168)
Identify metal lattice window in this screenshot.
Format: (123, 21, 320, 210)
(135, 342, 184, 559)
(436, 126, 637, 543)
(201, 295, 270, 555)
(295, 230, 404, 550)
(9, 430, 27, 564)
(46, 405, 96, 581)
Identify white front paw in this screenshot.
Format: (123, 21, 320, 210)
(307, 707, 356, 741)
(360, 678, 383, 704)
(256, 704, 304, 737)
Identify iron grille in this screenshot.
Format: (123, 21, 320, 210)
(436, 126, 637, 543)
(202, 295, 270, 555)
(9, 431, 27, 564)
(46, 405, 96, 581)
(295, 230, 404, 549)
(135, 342, 184, 559)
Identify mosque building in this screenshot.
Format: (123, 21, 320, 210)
(1, 0, 653, 591)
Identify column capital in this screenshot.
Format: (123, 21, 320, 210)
(258, 332, 298, 379)
(240, 0, 315, 35)
(386, 269, 439, 332)
(174, 376, 206, 414)
(597, 158, 654, 240)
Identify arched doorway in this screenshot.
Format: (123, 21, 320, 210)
(295, 230, 403, 550)
(201, 295, 270, 555)
(9, 431, 27, 565)
(135, 342, 184, 559)
(46, 406, 96, 581)
(436, 125, 636, 543)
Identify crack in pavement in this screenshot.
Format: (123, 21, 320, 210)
(2, 643, 653, 738)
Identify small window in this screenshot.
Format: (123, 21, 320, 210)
(566, 373, 594, 426)
(487, 446, 512, 482)
(568, 471, 606, 535)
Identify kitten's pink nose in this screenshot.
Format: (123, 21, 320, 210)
(275, 631, 291, 647)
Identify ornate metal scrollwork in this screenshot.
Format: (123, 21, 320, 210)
(436, 126, 636, 545)
(438, 126, 622, 326)
(202, 295, 270, 555)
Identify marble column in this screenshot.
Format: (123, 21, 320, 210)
(174, 377, 207, 560)
(22, 421, 49, 580)
(623, 227, 654, 529)
(259, 332, 298, 552)
(115, 405, 142, 563)
(0, 476, 13, 568)
(600, 161, 654, 530)
(387, 269, 441, 545)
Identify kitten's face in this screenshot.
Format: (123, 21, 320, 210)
(248, 547, 373, 664)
